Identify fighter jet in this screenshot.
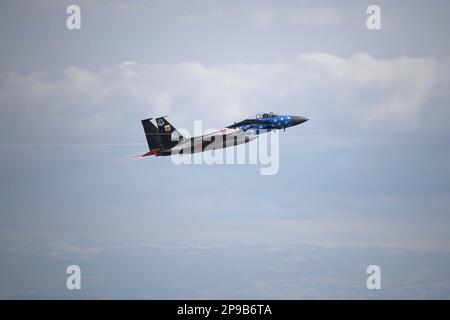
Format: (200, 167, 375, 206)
(140, 113, 308, 157)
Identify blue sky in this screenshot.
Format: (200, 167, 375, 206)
(1, 0, 450, 299)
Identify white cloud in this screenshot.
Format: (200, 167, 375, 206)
(294, 53, 441, 130)
(0, 53, 449, 142)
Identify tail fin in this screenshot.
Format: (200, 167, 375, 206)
(155, 116, 184, 149)
(141, 118, 162, 150)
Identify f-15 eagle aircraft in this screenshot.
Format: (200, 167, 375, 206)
(140, 112, 308, 157)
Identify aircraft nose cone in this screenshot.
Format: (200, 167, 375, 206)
(292, 116, 309, 125)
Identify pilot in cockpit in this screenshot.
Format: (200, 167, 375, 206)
(256, 112, 278, 119)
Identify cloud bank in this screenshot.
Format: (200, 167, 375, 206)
(1, 53, 449, 142)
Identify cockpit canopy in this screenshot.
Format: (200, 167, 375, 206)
(255, 112, 279, 119)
